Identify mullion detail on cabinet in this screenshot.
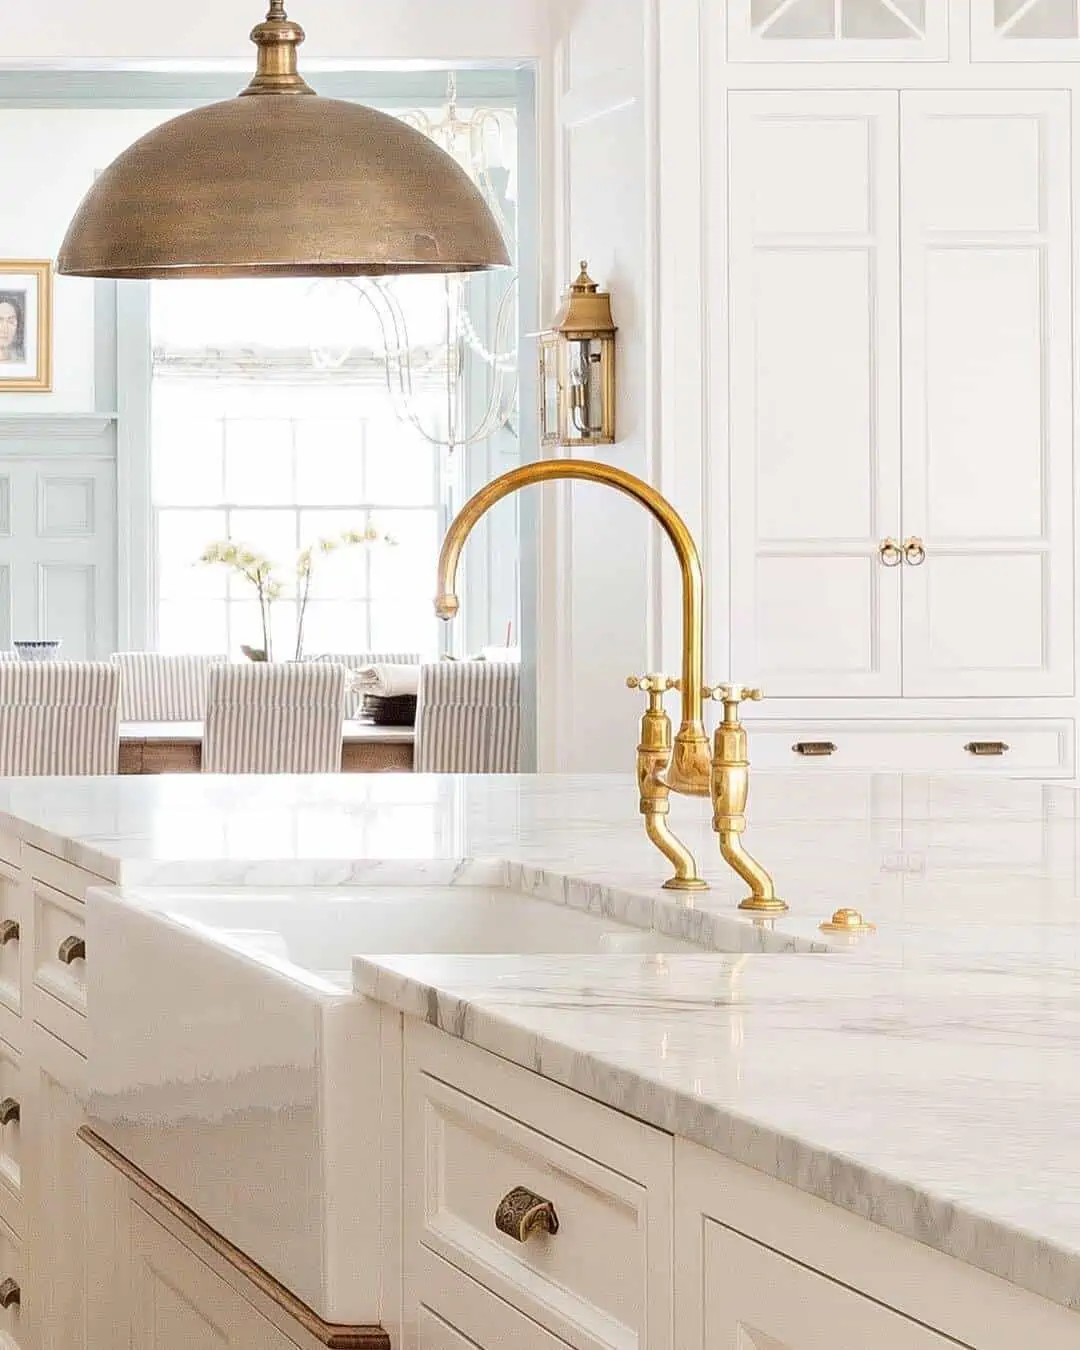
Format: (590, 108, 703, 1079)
(730, 0, 947, 60)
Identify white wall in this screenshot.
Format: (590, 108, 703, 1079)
(0, 108, 173, 413)
(0, 0, 548, 63)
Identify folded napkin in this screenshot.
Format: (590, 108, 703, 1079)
(351, 663, 421, 698)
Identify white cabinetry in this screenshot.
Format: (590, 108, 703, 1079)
(727, 0, 949, 63)
(402, 1021, 672, 1350)
(674, 1136, 1080, 1350)
(730, 87, 1073, 704)
(128, 1206, 298, 1350)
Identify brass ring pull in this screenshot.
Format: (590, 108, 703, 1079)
(0, 1099, 19, 1127)
(878, 538, 902, 567)
(792, 741, 837, 757)
(965, 741, 1009, 757)
(0, 920, 17, 946)
(903, 537, 926, 566)
(495, 1186, 559, 1243)
(57, 935, 85, 965)
(0, 1277, 19, 1308)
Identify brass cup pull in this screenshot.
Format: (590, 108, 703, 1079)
(0, 1277, 19, 1308)
(57, 935, 85, 965)
(903, 536, 927, 566)
(0, 1099, 19, 1127)
(0, 920, 17, 946)
(792, 741, 837, 758)
(878, 538, 902, 567)
(965, 741, 1009, 757)
(495, 1186, 560, 1243)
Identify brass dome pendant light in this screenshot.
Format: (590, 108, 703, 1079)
(57, 2, 510, 280)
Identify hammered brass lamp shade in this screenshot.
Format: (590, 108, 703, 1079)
(57, 4, 510, 280)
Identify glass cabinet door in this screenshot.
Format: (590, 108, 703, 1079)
(728, 0, 948, 60)
(972, 0, 1080, 59)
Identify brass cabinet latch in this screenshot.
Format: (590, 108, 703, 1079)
(964, 741, 1009, 757)
(792, 741, 837, 757)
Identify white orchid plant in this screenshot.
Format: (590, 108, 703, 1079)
(199, 527, 395, 661)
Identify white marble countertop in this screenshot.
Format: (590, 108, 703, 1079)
(2, 771, 1080, 1310)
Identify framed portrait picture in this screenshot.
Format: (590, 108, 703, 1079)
(0, 261, 53, 393)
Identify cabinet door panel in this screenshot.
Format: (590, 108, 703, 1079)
(900, 91, 1074, 697)
(130, 1204, 297, 1349)
(700, 1221, 955, 1349)
(729, 92, 902, 696)
(28, 1023, 87, 1350)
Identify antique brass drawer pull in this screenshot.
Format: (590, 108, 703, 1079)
(57, 936, 86, 965)
(792, 742, 837, 757)
(0, 1277, 19, 1308)
(495, 1186, 560, 1243)
(965, 741, 1009, 757)
(0, 920, 17, 946)
(0, 1099, 19, 1127)
(878, 538, 902, 567)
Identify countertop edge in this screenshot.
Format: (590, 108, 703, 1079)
(352, 956, 1080, 1318)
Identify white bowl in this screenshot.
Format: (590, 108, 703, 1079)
(13, 640, 62, 661)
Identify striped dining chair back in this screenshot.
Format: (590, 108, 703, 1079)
(202, 662, 347, 774)
(309, 652, 421, 717)
(0, 662, 120, 776)
(414, 662, 521, 773)
(112, 652, 228, 721)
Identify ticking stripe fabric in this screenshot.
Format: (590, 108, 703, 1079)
(309, 652, 420, 717)
(0, 661, 120, 776)
(112, 652, 228, 722)
(202, 662, 347, 774)
(414, 661, 521, 774)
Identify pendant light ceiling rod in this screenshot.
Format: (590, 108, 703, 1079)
(57, 4, 509, 280)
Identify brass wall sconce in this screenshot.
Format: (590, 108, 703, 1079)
(539, 262, 617, 447)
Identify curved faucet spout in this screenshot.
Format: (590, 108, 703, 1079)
(435, 459, 710, 793)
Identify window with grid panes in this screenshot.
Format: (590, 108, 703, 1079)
(150, 275, 453, 660)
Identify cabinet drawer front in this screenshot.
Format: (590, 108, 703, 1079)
(24, 846, 107, 903)
(0, 861, 27, 1040)
(31, 884, 87, 1055)
(751, 720, 1073, 776)
(417, 1247, 572, 1350)
(0, 1038, 23, 1223)
(0, 1217, 23, 1348)
(413, 1073, 645, 1350)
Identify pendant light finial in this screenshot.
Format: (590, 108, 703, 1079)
(242, 1, 315, 96)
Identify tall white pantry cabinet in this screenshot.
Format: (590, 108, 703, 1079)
(694, 1, 1080, 775)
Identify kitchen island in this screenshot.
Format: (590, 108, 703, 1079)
(0, 771, 1075, 1349)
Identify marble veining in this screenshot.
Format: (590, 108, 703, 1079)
(2, 771, 1080, 1313)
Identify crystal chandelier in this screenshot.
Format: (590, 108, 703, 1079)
(310, 75, 519, 454)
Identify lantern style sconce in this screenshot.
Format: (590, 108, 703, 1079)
(539, 261, 617, 448)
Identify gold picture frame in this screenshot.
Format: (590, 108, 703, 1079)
(0, 261, 53, 393)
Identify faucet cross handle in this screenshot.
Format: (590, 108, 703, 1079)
(627, 674, 677, 707)
(706, 684, 764, 708)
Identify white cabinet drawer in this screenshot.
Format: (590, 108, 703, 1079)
(30, 883, 86, 1055)
(749, 720, 1073, 776)
(405, 1023, 672, 1350)
(23, 846, 107, 904)
(0, 1216, 24, 1349)
(0, 861, 28, 1051)
(0, 1039, 24, 1228)
(416, 1247, 572, 1350)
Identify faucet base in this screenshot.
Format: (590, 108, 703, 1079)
(738, 895, 789, 915)
(663, 876, 709, 893)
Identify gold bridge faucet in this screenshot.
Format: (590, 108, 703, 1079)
(435, 459, 784, 912)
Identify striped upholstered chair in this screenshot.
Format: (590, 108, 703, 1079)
(309, 652, 420, 717)
(0, 662, 120, 775)
(112, 652, 228, 722)
(202, 662, 348, 774)
(414, 662, 521, 773)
